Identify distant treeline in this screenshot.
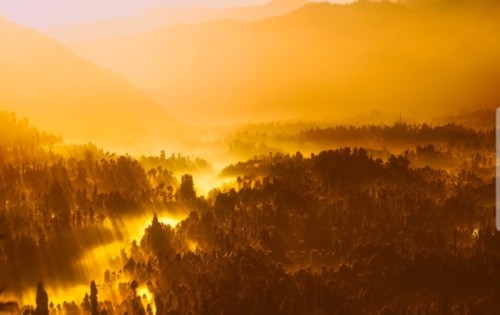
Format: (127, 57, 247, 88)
(295, 123, 492, 148)
(140, 151, 211, 174)
(227, 121, 494, 161)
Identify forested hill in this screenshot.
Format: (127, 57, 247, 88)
(129, 147, 497, 314)
(0, 111, 498, 314)
(0, 112, 187, 292)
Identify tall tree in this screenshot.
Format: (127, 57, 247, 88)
(141, 214, 174, 258)
(90, 281, 99, 315)
(35, 281, 49, 315)
(81, 292, 91, 312)
(179, 174, 196, 202)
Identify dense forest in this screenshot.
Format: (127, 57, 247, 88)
(0, 111, 497, 314)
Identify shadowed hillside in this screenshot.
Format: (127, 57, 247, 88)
(0, 16, 176, 151)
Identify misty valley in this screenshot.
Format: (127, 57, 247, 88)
(1, 0, 499, 314)
(0, 110, 496, 314)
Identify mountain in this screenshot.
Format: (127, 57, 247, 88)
(56, 1, 500, 125)
(44, 0, 307, 42)
(401, 0, 500, 9)
(0, 16, 175, 151)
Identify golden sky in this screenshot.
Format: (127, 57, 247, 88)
(0, 0, 349, 28)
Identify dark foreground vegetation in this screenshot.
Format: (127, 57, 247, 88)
(0, 111, 497, 315)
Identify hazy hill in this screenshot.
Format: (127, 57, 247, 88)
(44, 0, 307, 42)
(0, 16, 175, 150)
(58, 1, 500, 125)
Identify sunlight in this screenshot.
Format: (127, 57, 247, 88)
(472, 228, 479, 238)
(21, 284, 88, 308)
(186, 239, 199, 252)
(76, 242, 123, 282)
(194, 172, 233, 196)
(138, 285, 156, 314)
(1, 0, 498, 313)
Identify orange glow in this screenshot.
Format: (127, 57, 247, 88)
(19, 284, 88, 308)
(76, 242, 123, 284)
(51, 2, 500, 128)
(186, 239, 199, 252)
(472, 228, 480, 238)
(0, 1, 498, 313)
(138, 286, 155, 314)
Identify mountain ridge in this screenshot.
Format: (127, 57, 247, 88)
(43, 0, 307, 42)
(0, 16, 177, 151)
(61, 1, 500, 125)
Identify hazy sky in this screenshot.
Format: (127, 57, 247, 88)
(0, 0, 271, 28)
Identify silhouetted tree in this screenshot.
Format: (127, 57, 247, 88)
(35, 281, 48, 315)
(90, 281, 98, 315)
(141, 214, 174, 258)
(179, 174, 196, 202)
(49, 182, 71, 228)
(82, 293, 91, 313)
